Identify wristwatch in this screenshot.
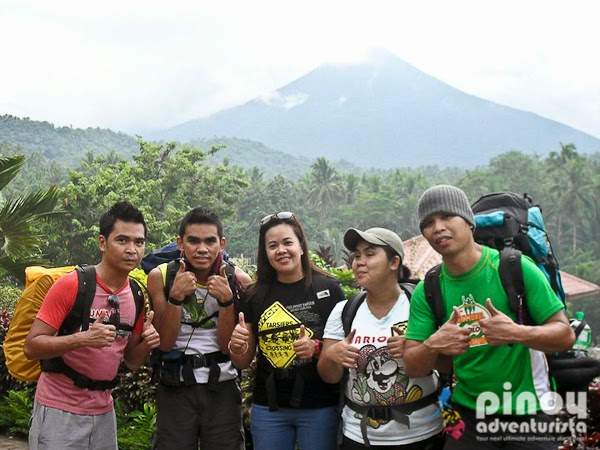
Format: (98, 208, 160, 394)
(167, 296, 185, 306)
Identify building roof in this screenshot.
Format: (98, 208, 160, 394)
(402, 235, 600, 301)
(561, 272, 600, 301)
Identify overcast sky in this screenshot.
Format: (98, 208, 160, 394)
(1, 0, 599, 140)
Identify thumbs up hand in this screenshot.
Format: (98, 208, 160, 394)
(388, 326, 406, 359)
(479, 298, 518, 346)
(447, 307, 461, 325)
(485, 298, 501, 317)
(331, 329, 360, 369)
(424, 306, 471, 356)
(207, 264, 233, 304)
(293, 325, 316, 359)
(170, 258, 197, 302)
(141, 310, 160, 349)
(230, 312, 250, 355)
(86, 310, 117, 348)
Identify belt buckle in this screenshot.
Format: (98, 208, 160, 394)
(369, 406, 390, 421)
(193, 354, 207, 368)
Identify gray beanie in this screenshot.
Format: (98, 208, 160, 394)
(417, 185, 475, 231)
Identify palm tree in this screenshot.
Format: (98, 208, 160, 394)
(305, 158, 343, 224)
(548, 143, 578, 168)
(558, 159, 596, 253)
(0, 155, 62, 283)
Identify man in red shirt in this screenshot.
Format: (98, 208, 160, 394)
(25, 201, 160, 450)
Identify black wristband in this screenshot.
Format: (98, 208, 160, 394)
(217, 299, 234, 308)
(168, 296, 185, 306)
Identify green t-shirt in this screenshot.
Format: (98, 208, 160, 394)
(406, 246, 564, 413)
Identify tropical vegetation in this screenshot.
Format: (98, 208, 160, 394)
(0, 134, 599, 448)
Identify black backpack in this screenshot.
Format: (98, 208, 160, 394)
(145, 250, 242, 387)
(41, 266, 145, 390)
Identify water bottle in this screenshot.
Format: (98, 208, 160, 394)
(571, 311, 592, 352)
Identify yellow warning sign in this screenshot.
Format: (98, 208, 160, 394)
(258, 301, 314, 368)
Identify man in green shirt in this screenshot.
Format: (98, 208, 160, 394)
(404, 184, 575, 449)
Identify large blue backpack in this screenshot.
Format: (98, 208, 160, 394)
(471, 192, 565, 304)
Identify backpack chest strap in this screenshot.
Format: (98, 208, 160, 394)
(345, 392, 439, 446)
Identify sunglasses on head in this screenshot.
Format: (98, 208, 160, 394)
(259, 211, 296, 227)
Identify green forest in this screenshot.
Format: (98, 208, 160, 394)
(0, 132, 599, 448)
(0, 137, 598, 289)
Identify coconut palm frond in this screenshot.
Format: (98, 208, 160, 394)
(0, 156, 26, 192)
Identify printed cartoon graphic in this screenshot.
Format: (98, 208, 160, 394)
(349, 344, 421, 429)
(456, 294, 490, 347)
(181, 288, 215, 329)
(258, 301, 314, 368)
(391, 320, 407, 336)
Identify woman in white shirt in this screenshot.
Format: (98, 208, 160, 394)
(318, 227, 444, 449)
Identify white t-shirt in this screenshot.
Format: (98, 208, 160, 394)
(159, 260, 237, 384)
(323, 293, 444, 445)
(173, 284, 238, 383)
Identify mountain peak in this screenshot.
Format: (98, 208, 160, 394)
(154, 54, 600, 168)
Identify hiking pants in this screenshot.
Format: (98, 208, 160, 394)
(152, 378, 244, 450)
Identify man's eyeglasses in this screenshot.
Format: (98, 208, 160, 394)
(260, 211, 296, 227)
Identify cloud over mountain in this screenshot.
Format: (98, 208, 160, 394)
(152, 49, 600, 168)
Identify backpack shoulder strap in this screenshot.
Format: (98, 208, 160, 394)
(424, 264, 444, 328)
(341, 291, 366, 337)
(400, 281, 418, 300)
(223, 260, 244, 307)
(311, 271, 336, 326)
(129, 277, 146, 324)
(223, 260, 237, 293)
(60, 266, 96, 335)
(338, 289, 365, 446)
(163, 260, 180, 298)
(498, 248, 526, 324)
